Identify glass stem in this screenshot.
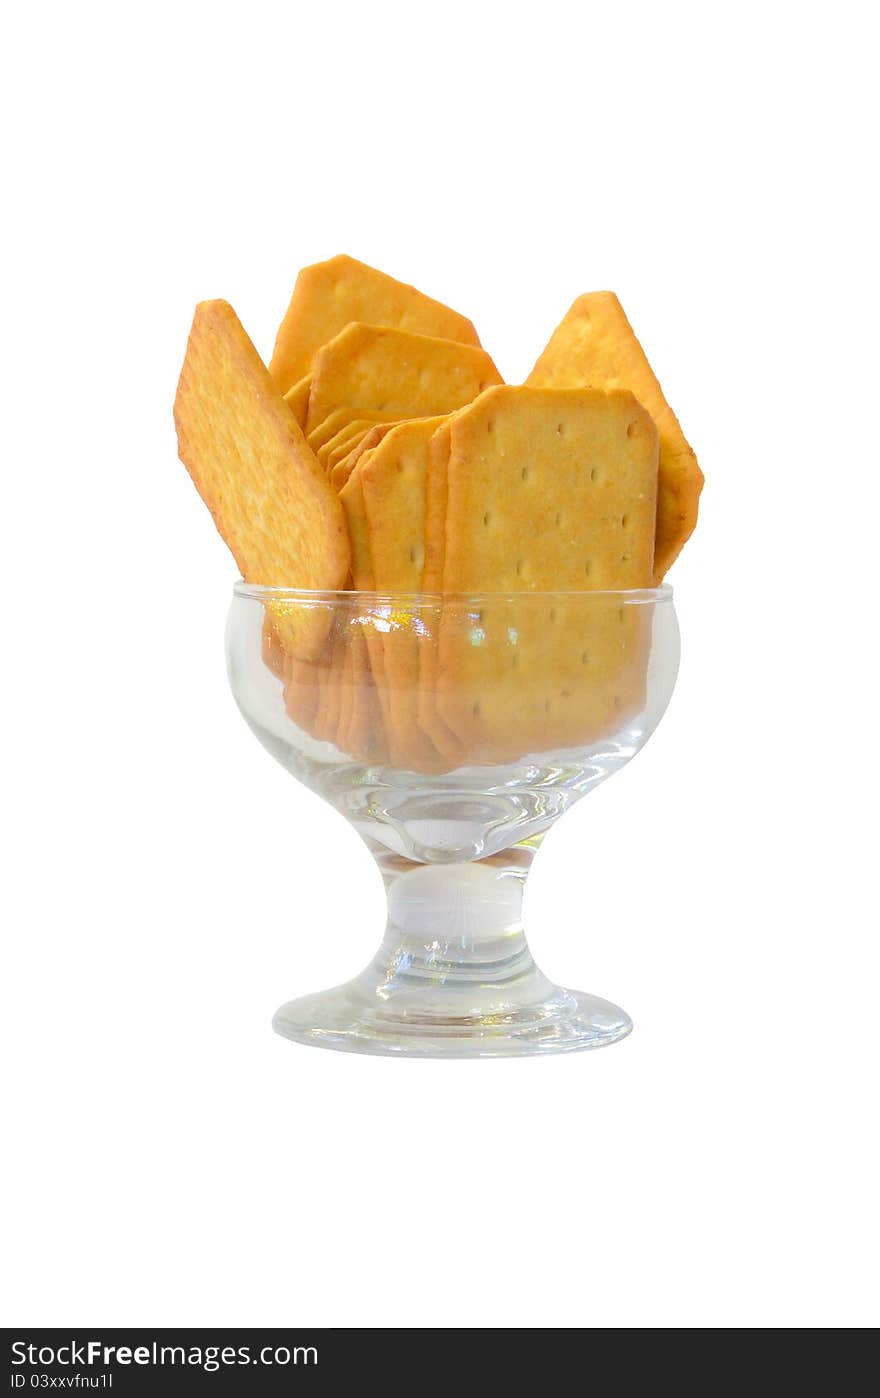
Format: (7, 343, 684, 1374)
(273, 831, 632, 1055)
(364, 837, 548, 991)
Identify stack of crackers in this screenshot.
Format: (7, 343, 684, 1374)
(174, 255, 702, 769)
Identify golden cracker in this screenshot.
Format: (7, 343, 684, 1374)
(283, 654, 322, 734)
(359, 418, 453, 772)
(434, 386, 658, 760)
(360, 418, 445, 588)
(336, 633, 355, 753)
(330, 423, 398, 491)
(261, 614, 287, 680)
(441, 386, 657, 591)
(323, 421, 387, 474)
(316, 628, 346, 745)
(305, 323, 502, 437)
(307, 405, 402, 454)
(417, 421, 470, 766)
(173, 300, 349, 659)
(341, 630, 390, 767)
(335, 473, 399, 761)
(318, 419, 386, 474)
(269, 253, 481, 393)
(283, 373, 311, 428)
(339, 471, 375, 590)
(526, 291, 702, 581)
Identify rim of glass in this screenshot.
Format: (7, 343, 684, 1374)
(234, 581, 672, 605)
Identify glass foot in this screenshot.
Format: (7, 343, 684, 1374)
(273, 860, 632, 1058)
(273, 982, 632, 1058)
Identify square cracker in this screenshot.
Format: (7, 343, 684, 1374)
(336, 632, 356, 752)
(330, 422, 398, 491)
(358, 418, 455, 772)
(417, 421, 470, 766)
(263, 611, 325, 737)
(360, 418, 445, 587)
(526, 291, 702, 581)
(262, 614, 288, 680)
(283, 374, 311, 428)
(339, 630, 389, 767)
(432, 385, 658, 762)
(173, 300, 349, 659)
(315, 628, 346, 745)
(324, 421, 388, 474)
(319, 419, 390, 473)
(339, 470, 374, 590)
(307, 404, 402, 454)
(334, 473, 398, 763)
(283, 653, 323, 734)
(305, 323, 502, 437)
(269, 253, 481, 394)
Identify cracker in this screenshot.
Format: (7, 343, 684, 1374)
(526, 292, 702, 581)
(358, 418, 453, 771)
(269, 253, 481, 393)
(323, 421, 385, 474)
(173, 300, 349, 658)
(307, 405, 402, 454)
(336, 633, 355, 752)
(421, 420, 451, 594)
(263, 604, 323, 733)
(341, 630, 390, 766)
(283, 373, 311, 428)
(360, 418, 445, 587)
(335, 474, 399, 762)
(283, 654, 322, 734)
(339, 471, 375, 590)
(441, 594, 652, 763)
(305, 323, 502, 437)
(441, 386, 657, 590)
(432, 386, 658, 760)
(261, 615, 287, 680)
(330, 423, 398, 491)
(316, 628, 345, 744)
(417, 421, 470, 765)
(319, 419, 386, 474)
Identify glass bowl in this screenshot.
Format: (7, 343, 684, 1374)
(226, 585, 679, 1057)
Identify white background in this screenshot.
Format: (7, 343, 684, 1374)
(2, 1, 877, 1329)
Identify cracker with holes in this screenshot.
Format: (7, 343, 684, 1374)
(357, 417, 455, 771)
(304, 323, 503, 438)
(337, 635, 356, 750)
(314, 628, 345, 744)
(417, 418, 480, 766)
(176, 261, 702, 773)
(427, 386, 658, 761)
(325, 420, 402, 475)
(336, 472, 398, 761)
(343, 630, 389, 766)
(527, 292, 703, 582)
(262, 614, 288, 680)
(173, 300, 350, 659)
(307, 404, 403, 454)
(318, 420, 379, 473)
(269, 253, 482, 394)
(283, 373, 311, 428)
(330, 422, 398, 490)
(339, 470, 374, 590)
(283, 652, 322, 734)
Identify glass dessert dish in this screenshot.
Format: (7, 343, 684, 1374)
(226, 585, 679, 1058)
